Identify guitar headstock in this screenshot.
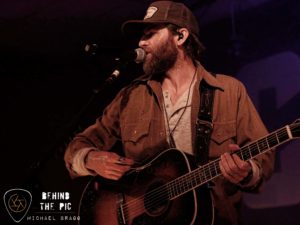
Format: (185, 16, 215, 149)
(290, 118, 300, 138)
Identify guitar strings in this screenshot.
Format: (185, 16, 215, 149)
(120, 125, 295, 219)
(121, 126, 291, 218)
(121, 126, 291, 219)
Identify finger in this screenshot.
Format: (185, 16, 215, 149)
(115, 156, 135, 166)
(221, 153, 245, 182)
(219, 159, 240, 184)
(225, 153, 249, 177)
(232, 154, 251, 173)
(105, 169, 121, 176)
(227, 154, 252, 183)
(105, 153, 134, 166)
(220, 154, 237, 181)
(94, 167, 125, 180)
(107, 164, 132, 174)
(228, 144, 251, 176)
(86, 151, 134, 179)
(104, 172, 123, 180)
(94, 159, 132, 176)
(232, 156, 252, 183)
(222, 152, 240, 173)
(228, 144, 240, 152)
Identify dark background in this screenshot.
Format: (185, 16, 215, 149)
(1, 0, 300, 224)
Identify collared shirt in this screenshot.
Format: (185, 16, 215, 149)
(162, 78, 196, 154)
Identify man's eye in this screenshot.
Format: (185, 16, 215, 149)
(143, 32, 155, 40)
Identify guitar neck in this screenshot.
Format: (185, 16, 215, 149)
(167, 125, 294, 200)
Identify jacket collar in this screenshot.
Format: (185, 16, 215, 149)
(197, 63, 224, 91)
(133, 63, 225, 91)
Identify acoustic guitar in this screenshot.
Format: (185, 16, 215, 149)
(78, 119, 300, 225)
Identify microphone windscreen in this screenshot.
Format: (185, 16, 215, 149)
(135, 48, 145, 64)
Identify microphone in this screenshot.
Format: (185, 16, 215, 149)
(84, 44, 145, 81)
(115, 47, 145, 64)
(108, 48, 145, 82)
(84, 44, 145, 64)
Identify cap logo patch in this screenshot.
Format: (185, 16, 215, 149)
(144, 6, 158, 20)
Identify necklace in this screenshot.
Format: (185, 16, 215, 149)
(162, 68, 197, 148)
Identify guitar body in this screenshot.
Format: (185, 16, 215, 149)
(79, 149, 214, 225)
(78, 119, 300, 225)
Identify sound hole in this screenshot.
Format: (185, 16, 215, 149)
(144, 181, 170, 216)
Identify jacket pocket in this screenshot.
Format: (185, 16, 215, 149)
(211, 121, 237, 145)
(122, 121, 150, 143)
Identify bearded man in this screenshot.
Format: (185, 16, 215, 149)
(64, 1, 274, 225)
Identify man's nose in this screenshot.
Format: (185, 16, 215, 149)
(139, 39, 147, 48)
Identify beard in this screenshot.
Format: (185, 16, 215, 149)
(143, 35, 178, 77)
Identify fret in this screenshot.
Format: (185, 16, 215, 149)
(186, 175, 193, 190)
(249, 142, 260, 156)
(171, 183, 176, 198)
(178, 179, 184, 195)
(214, 162, 219, 176)
(246, 144, 252, 159)
(208, 165, 213, 179)
(275, 132, 280, 144)
(181, 179, 187, 193)
(211, 162, 218, 177)
(256, 141, 261, 155)
(239, 149, 245, 160)
(216, 162, 221, 177)
(177, 179, 183, 197)
(173, 181, 177, 197)
(258, 138, 268, 153)
(265, 136, 270, 148)
(180, 177, 186, 192)
(202, 166, 208, 181)
(201, 168, 207, 183)
(173, 182, 178, 197)
(191, 174, 198, 187)
(166, 183, 173, 199)
(267, 133, 278, 148)
(196, 169, 203, 187)
(239, 147, 250, 161)
(277, 128, 289, 143)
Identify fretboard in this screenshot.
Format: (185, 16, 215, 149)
(166, 125, 293, 200)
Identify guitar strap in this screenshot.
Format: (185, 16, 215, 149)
(195, 74, 216, 165)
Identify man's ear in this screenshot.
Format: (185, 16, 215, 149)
(176, 28, 189, 45)
(178, 32, 184, 40)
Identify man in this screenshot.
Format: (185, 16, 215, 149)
(64, 1, 274, 225)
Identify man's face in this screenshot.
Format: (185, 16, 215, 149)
(139, 25, 178, 76)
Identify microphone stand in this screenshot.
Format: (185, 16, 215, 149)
(23, 46, 145, 195)
(24, 63, 125, 192)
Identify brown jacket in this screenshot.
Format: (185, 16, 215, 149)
(64, 64, 275, 225)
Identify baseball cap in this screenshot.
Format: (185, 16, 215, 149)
(122, 1, 199, 38)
